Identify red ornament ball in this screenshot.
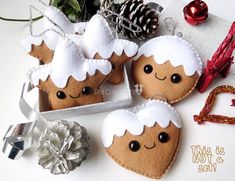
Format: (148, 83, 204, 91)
(183, 0, 208, 26)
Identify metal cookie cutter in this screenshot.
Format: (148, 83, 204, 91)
(2, 122, 35, 160)
(2, 83, 47, 160)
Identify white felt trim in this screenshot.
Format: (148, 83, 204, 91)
(21, 36, 43, 52)
(80, 14, 138, 59)
(21, 31, 59, 51)
(44, 6, 87, 34)
(21, 33, 78, 53)
(21, 6, 87, 52)
(27, 38, 112, 88)
(27, 64, 51, 85)
(66, 33, 82, 46)
(43, 6, 74, 34)
(134, 35, 203, 76)
(73, 22, 88, 34)
(102, 100, 182, 148)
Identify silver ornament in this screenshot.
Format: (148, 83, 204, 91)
(37, 120, 89, 175)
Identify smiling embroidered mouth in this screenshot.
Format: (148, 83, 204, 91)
(144, 142, 156, 149)
(69, 93, 81, 99)
(155, 73, 166, 81)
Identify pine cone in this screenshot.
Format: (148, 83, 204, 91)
(37, 120, 89, 175)
(115, 0, 159, 40)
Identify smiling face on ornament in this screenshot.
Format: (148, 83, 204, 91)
(38, 72, 107, 110)
(132, 36, 203, 103)
(102, 100, 182, 179)
(28, 38, 112, 110)
(107, 122, 181, 179)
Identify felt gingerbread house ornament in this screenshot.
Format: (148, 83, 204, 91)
(132, 35, 203, 103)
(28, 37, 112, 110)
(21, 6, 87, 64)
(102, 100, 182, 179)
(79, 14, 139, 84)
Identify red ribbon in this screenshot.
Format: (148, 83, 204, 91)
(197, 21, 235, 93)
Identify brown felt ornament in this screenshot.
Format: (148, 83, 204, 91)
(78, 14, 138, 84)
(23, 7, 138, 84)
(29, 41, 54, 64)
(28, 38, 112, 110)
(132, 35, 203, 103)
(21, 5, 87, 64)
(102, 100, 182, 179)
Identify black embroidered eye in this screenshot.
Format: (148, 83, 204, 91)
(143, 64, 153, 74)
(158, 132, 169, 143)
(170, 73, 182, 83)
(129, 140, 141, 152)
(56, 91, 66, 99)
(82, 87, 93, 95)
(111, 63, 115, 69)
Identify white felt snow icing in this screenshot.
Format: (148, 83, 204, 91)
(134, 35, 203, 76)
(21, 32, 82, 53)
(73, 22, 87, 35)
(21, 34, 63, 53)
(28, 37, 112, 88)
(79, 14, 138, 59)
(21, 6, 87, 52)
(43, 6, 75, 34)
(102, 100, 182, 148)
(21, 36, 43, 52)
(66, 33, 82, 45)
(43, 6, 88, 34)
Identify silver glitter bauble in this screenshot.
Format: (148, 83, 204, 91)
(37, 120, 89, 175)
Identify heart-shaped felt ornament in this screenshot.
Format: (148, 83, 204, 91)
(194, 85, 235, 124)
(102, 100, 182, 179)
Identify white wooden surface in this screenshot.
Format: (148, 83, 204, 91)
(0, 0, 234, 181)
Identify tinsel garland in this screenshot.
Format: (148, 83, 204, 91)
(194, 85, 235, 124)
